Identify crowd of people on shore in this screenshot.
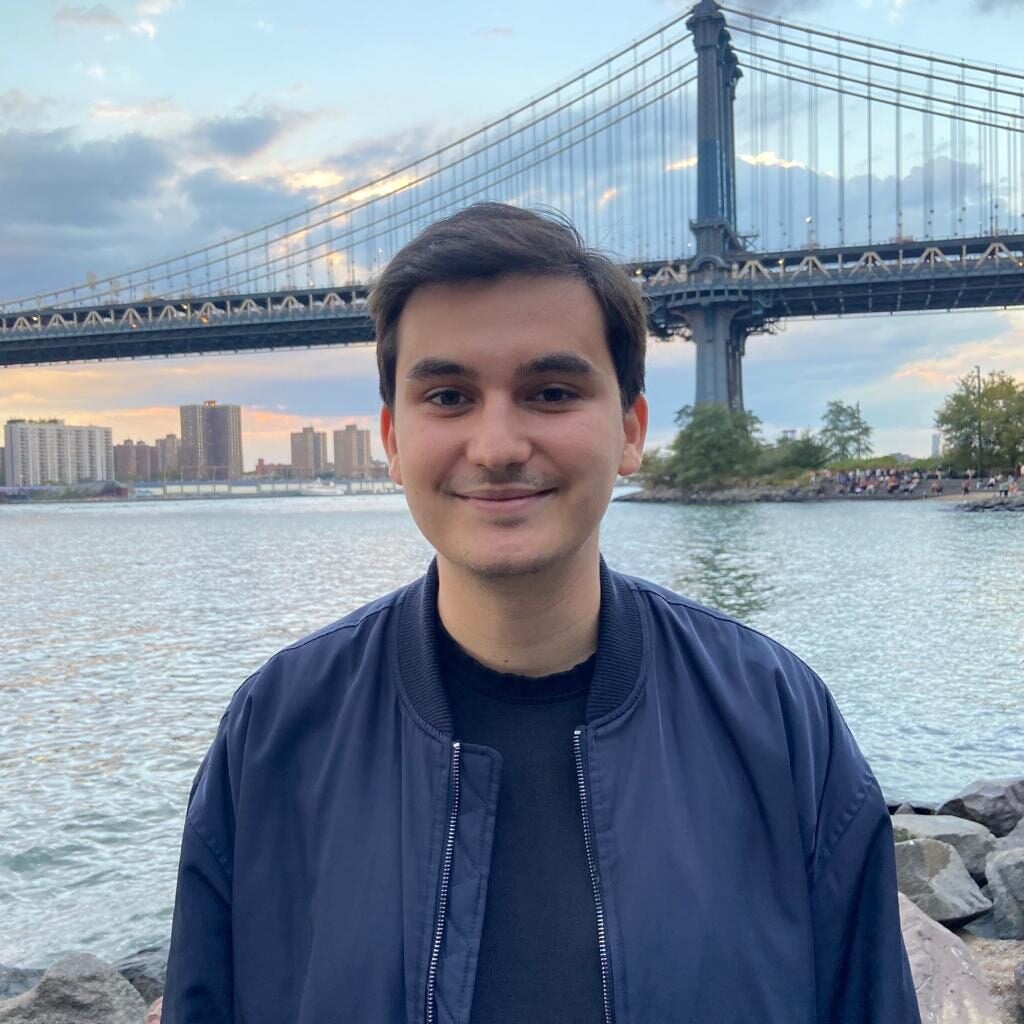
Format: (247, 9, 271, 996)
(806, 466, 1023, 498)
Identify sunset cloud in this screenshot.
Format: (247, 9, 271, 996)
(891, 311, 1024, 387)
(739, 151, 806, 171)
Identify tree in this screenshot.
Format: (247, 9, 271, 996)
(636, 448, 679, 488)
(668, 404, 762, 485)
(774, 429, 831, 471)
(820, 400, 873, 461)
(934, 370, 1024, 473)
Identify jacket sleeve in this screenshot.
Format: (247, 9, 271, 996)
(162, 711, 238, 1024)
(807, 696, 921, 1024)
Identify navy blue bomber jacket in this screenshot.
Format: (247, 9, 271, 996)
(163, 560, 921, 1024)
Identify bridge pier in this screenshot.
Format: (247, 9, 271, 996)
(686, 305, 746, 410)
(684, 0, 747, 411)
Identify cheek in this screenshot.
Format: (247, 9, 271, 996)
(554, 418, 624, 476)
(395, 421, 459, 481)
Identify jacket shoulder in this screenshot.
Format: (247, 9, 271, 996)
(184, 576, 420, 826)
(223, 575, 417, 721)
(617, 571, 877, 871)
(620, 571, 819, 688)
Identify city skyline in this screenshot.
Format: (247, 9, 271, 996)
(0, 365, 384, 471)
(2, 403, 382, 477)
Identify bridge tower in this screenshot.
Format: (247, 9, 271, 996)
(684, 0, 751, 410)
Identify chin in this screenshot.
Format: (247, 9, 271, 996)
(440, 537, 592, 582)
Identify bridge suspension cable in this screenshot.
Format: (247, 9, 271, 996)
(728, 3, 1024, 250)
(141, 66, 698, 301)
(722, 4, 1024, 81)
(6, 15, 700, 311)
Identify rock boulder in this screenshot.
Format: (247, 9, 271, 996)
(994, 818, 1024, 857)
(895, 838, 992, 926)
(115, 942, 168, 1004)
(985, 848, 1024, 940)
(899, 893, 1001, 1023)
(939, 778, 1024, 838)
(891, 813, 998, 882)
(0, 953, 146, 1024)
(0, 970, 42, 1004)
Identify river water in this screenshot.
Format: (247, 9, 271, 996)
(0, 494, 1021, 967)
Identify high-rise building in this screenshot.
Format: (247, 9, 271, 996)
(333, 424, 373, 478)
(179, 401, 244, 480)
(134, 440, 155, 479)
(291, 427, 328, 479)
(154, 434, 180, 474)
(114, 439, 137, 479)
(931, 432, 942, 459)
(3, 419, 113, 486)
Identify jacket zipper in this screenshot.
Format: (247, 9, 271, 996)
(425, 740, 461, 1024)
(574, 728, 614, 1024)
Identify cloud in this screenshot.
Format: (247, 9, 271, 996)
(702, 0, 822, 11)
(972, 0, 1022, 9)
(0, 129, 174, 230)
(179, 167, 310, 234)
(53, 5, 122, 28)
(739, 151, 805, 171)
(473, 26, 515, 38)
(890, 312, 1024, 387)
(129, 0, 182, 38)
(0, 89, 59, 129)
(0, 129, 178, 299)
(137, 0, 181, 14)
(187, 113, 290, 159)
(323, 125, 451, 181)
(89, 98, 179, 122)
(255, 19, 273, 32)
(665, 156, 697, 172)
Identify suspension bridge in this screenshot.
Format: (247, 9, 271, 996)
(2, 0, 1023, 409)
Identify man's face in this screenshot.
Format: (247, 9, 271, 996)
(380, 274, 647, 581)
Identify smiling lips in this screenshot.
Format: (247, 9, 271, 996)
(454, 487, 555, 513)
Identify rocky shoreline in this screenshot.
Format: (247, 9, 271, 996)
(3, 775, 1023, 1023)
(617, 484, 1024, 510)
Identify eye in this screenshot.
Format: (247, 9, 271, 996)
(532, 386, 578, 404)
(426, 388, 468, 408)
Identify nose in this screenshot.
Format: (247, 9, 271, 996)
(465, 394, 532, 471)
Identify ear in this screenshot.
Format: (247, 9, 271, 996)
(618, 394, 649, 477)
(379, 404, 403, 486)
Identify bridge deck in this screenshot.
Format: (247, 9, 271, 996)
(2, 235, 1023, 367)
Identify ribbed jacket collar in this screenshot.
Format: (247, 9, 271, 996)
(395, 556, 642, 736)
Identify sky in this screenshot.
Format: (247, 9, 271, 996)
(3, 0, 1024, 467)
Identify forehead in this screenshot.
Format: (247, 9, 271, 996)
(394, 275, 610, 372)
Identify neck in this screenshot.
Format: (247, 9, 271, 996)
(436, 548, 601, 677)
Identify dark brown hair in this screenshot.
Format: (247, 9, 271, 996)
(368, 202, 647, 409)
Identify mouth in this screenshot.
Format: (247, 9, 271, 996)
(454, 488, 556, 513)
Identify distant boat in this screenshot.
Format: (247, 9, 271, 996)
(300, 481, 342, 496)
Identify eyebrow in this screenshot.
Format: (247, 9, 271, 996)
(404, 351, 596, 382)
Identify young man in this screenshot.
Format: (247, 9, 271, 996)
(163, 203, 920, 1023)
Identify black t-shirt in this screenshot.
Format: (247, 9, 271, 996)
(437, 621, 605, 1024)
